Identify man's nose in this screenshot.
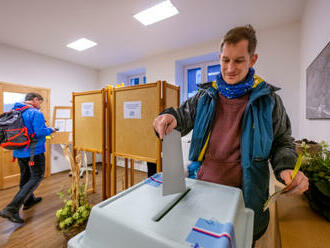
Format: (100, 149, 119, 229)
(226, 61, 235, 72)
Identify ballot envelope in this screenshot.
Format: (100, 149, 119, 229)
(68, 177, 254, 248)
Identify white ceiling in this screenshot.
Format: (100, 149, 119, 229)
(0, 0, 306, 69)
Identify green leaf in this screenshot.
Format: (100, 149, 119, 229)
(64, 217, 73, 226)
(59, 221, 65, 229)
(73, 212, 80, 220)
(66, 200, 73, 207)
(57, 192, 64, 199)
(56, 209, 62, 219)
(315, 181, 330, 197)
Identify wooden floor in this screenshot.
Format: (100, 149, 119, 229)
(0, 165, 147, 248)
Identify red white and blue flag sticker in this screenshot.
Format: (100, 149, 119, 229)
(145, 173, 162, 187)
(186, 218, 236, 248)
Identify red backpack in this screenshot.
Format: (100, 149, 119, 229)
(0, 106, 37, 166)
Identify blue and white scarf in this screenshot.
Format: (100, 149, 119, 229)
(216, 67, 255, 99)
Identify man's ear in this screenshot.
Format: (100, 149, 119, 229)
(250, 53, 258, 67)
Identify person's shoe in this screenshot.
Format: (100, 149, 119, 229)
(23, 197, 42, 210)
(0, 208, 24, 224)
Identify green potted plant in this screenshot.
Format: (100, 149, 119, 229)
(300, 141, 330, 221)
(56, 145, 92, 241)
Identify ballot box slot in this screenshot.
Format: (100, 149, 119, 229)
(152, 187, 191, 222)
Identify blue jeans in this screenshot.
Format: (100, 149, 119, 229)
(7, 153, 45, 212)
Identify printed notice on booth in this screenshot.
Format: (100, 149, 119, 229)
(81, 102, 94, 117)
(56, 109, 71, 119)
(55, 119, 65, 132)
(124, 101, 142, 119)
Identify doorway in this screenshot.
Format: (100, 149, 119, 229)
(0, 81, 51, 189)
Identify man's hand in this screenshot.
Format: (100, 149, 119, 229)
(153, 114, 177, 140)
(280, 169, 309, 195)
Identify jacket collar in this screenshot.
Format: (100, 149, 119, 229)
(249, 81, 280, 103)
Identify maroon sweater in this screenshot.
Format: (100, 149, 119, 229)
(197, 93, 249, 188)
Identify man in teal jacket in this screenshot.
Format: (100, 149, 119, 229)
(153, 25, 309, 242)
(0, 92, 55, 224)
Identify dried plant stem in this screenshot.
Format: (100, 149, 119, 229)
(61, 145, 87, 212)
(61, 145, 76, 210)
(83, 151, 89, 193)
(74, 152, 81, 211)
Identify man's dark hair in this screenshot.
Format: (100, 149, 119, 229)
(220, 24, 257, 56)
(25, 92, 43, 101)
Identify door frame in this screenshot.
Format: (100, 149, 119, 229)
(0, 81, 51, 189)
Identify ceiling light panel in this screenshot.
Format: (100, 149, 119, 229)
(134, 0, 179, 26)
(66, 38, 97, 51)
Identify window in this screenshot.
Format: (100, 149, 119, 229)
(129, 77, 139, 86)
(3, 92, 26, 112)
(187, 67, 201, 98)
(184, 61, 220, 100)
(128, 74, 146, 86)
(117, 67, 146, 86)
(207, 64, 220, 82)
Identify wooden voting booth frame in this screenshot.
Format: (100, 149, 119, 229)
(72, 82, 179, 199)
(111, 81, 180, 195)
(72, 90, 107, 199)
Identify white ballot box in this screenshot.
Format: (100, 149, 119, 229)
(68, 176, 254, 248)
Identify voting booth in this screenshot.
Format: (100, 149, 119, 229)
(72, 90, 107, 198)
(71, 82, 180, 199)
(69, 81, 180, 200)
(68, 177, 254, 248)
(111, 81, 180, 195)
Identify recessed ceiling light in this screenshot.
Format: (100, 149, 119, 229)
(134, 0, 179, 26)
(66, 38, 97, 51)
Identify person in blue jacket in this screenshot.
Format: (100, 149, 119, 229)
(153, 25, 309, 243)
(0, 92, 55, 224)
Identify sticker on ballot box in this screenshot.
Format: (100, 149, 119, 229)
(186, 218, 236, 248)
(145, 173, 162, 187)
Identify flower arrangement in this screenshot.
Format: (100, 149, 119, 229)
(301, 141, 330, 185)
(55, 145, 92, 239)
(56, 185, 92, 231)
(300, 141, 330, 221)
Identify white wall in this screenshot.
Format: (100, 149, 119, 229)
(0, 43, 99, 173)
(299, 0, 330, 144)
(99, 21, 301, 138)
(256, 21, 301, 138)
(99, 39, 219, 87)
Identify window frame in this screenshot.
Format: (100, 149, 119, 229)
(183, 60, 220, 101)
(127, 74, 146, 86)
